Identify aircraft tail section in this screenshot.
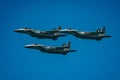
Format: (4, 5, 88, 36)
(57, 26, 62, 30)
(52, 26, 62, 31)
(96, 26, 106, 33)
(69, 50, 77, 52)
(96, 28, 100, 32)
(101, 26, 106, 33)
(103, 35, 112, 38)
(62, 41, 71, 48)
(66, 41, 71, 48)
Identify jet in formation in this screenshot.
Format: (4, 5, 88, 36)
(14, 27, 66, 40)
(25, 42, 76, 55)
(14, 26, 111, 54)
(58, 26, 112, 41)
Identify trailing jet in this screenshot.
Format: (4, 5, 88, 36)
(14, 27, 66, 40)
(58, 27, 112, 41)
(24, 42, 76, 55)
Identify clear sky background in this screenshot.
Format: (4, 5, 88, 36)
(0, 0, 120, 80)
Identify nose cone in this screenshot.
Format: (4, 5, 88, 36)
(14, 29, 27, 33)
(14, 29, 24, 33)
(14, 29, 20, 32)
(24, 44, 39, 48)
(24, 45, 33, 48)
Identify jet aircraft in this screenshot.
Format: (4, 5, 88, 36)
(14, 27, 66, 40)
(58, 26, 112, 41)
(25, 42, 76, 55)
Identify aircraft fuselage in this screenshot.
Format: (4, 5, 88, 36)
(59, 29, 111, 41)
(25, 44, 76, 55)
(14, 28, 66, 40)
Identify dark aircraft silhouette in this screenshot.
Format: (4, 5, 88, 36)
(25, 42, 76, 55)
(14, 27, 66, 40)
(58, 26, 112, 41)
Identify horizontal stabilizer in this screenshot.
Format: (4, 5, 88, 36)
(69, 50, 77, 52)
(104, 35, 112, 38)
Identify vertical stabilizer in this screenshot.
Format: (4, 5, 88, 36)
(57, 26, 62, 30)
(62, 41, 71, 48)
(52, 26, 62, 31)
(101, 26, 106, 33)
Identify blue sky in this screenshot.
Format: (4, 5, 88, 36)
(0, 0, 120, 80)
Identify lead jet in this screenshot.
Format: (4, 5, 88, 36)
(14, 27, 66, 40)
(58, 26, 111, 41)
(24, 42, 76, 55)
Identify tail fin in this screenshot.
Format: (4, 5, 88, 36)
(57, 26, 62, 30)
(66, 41, 71, 48)
(62, 41, 71, 48)
(52, 26, 62, 31)
(96, 26, 106, 33)
(101, 26, 106, 33)
(96, 28, 100, 32)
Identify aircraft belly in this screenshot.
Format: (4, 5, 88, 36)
(29, 33, 58, 39)
(48, 49, 65, 54)
(37, 47, 66, 54)
(76, 34, 102, 40)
